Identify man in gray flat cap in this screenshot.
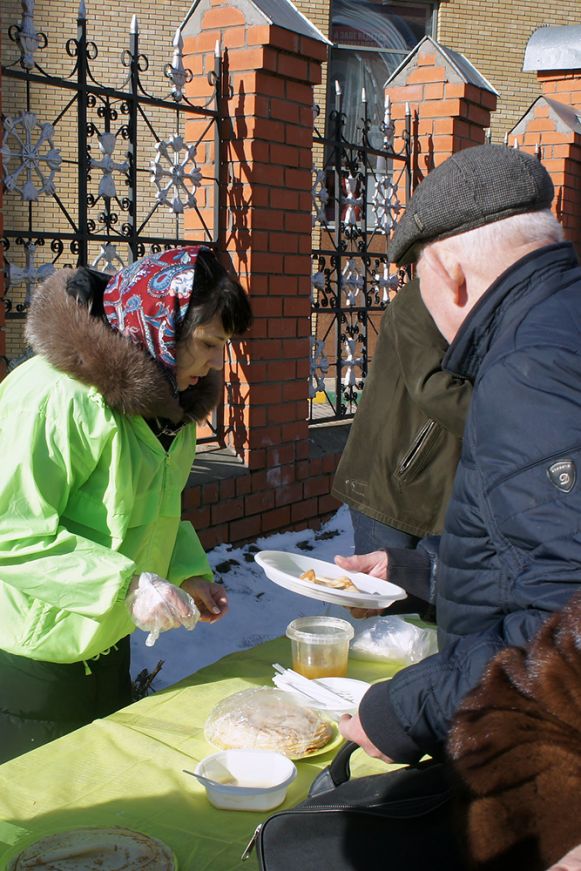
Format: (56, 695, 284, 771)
(336, 143, 581, 765)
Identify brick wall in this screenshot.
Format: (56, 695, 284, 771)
(437, 0, 581, 141)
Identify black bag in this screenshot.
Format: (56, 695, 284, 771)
(242, 742, 465, 871)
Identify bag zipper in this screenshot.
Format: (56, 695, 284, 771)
(241, 824, 262, 861)
(240, 792, 450, 861)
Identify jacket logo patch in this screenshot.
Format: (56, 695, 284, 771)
(547, 459, 576, 493)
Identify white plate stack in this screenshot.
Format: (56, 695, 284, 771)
(272, 663, 370, 719)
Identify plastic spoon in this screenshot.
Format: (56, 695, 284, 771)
(182, 768, 238, 787)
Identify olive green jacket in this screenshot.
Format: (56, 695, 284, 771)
(332, 279, 472, 537)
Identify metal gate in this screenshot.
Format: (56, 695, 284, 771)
(1, 1, 223, 437)
(309, 85, 411, 423)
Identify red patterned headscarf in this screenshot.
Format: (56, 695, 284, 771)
(103, 246, 203, 381)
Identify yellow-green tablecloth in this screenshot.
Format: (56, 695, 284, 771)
(0, 638, 405, 870)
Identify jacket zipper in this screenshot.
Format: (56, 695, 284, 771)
(397, 419, 436, 475)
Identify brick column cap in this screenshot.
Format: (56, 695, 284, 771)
(385, 35, 498, 100)
(523, 24, 581, 75)
(511, 94, 581, 143)
(181, 0, 331, 55)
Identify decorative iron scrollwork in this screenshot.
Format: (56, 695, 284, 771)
(2, 1, 222, 427)
(309, 80, 411, 424)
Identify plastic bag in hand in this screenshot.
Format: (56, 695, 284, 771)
(350, 615, 438, 665)
(126, 572, 200, 647)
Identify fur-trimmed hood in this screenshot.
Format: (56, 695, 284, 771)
(25, 268, 221, 424)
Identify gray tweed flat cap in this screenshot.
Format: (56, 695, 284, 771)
(389, 144, 554, 265)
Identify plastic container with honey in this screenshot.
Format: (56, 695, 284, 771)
(286, 616, 354, 679)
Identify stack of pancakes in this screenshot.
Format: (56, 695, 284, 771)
(205, 687, 334, 758)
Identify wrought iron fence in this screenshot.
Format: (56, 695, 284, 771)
(1, 0, 223, 440)
(309, 85, 411, 424)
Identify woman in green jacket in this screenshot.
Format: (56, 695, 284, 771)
(0, 245, 252, 762)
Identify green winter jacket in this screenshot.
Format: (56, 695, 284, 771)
(332, 279, 472, 538)
(0, 269, 219, 664)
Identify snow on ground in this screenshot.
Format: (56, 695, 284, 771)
(130, 505, 355, 690)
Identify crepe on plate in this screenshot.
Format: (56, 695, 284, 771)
(299, 568, 360, 593)
(205, 687, 334, 759)
(8, 826, 176, 870)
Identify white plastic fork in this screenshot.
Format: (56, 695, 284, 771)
(272, 663, 353, 708)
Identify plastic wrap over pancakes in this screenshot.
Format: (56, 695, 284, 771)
(205, 687, 334, 758)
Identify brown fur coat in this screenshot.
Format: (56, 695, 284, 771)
(25, 268, 221, 424)
(448, 591, 581, 870)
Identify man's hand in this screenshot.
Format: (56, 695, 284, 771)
(338, 712, 394, 764)
(335, 550, 389, 618)
(180, 578, 228, 623)
(335, 550, 389, 579)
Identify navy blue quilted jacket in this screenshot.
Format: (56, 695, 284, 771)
(359, 242, 581, 762)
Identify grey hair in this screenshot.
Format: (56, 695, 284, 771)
(426, 210, 564, 265)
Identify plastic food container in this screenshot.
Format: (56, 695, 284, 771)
(286, 616, 355, 679)
(193, 749, 297, 811)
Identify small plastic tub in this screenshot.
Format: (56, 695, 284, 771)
(193, 749, 297, 812)
(286, 616, 355, 679)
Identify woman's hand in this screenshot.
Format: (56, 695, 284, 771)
(180, 577, 228, 623)
(126, 572, 200, 646)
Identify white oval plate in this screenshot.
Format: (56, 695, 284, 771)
(254, 551, 407, 609)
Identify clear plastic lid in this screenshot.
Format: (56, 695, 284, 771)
(204, 687, 334, 759)
(286, 616, 355, 645)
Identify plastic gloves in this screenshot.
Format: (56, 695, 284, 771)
(126, 572, 200, 647)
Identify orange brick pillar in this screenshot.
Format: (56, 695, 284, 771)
(510, 69, 581, 256)
(181, 1, 329, 545)
(385, 38, 497, 193)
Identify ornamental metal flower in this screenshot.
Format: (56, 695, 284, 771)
(311, 165, 329, 227)
(89, 132, 129, 200)
(164, 28, 193, 102)
(309, 335, 329, 398)
(340, 258, 365, 307)
(92, 242, 125, 274)
(150, 134, 202, 214)
(6, 242, 55, 306)
(343, 174, 363, 227)
(372, 175, 401, 235)
(370, 261, 399, 304)
(311, 265, 325, 305)
(341, 336, 364, 388)
(14, 0, 44, 70)
(1, 112, 62, 201)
